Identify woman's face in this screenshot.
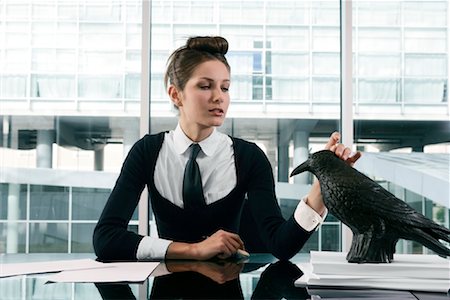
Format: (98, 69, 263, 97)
(174, 59, 230, 131)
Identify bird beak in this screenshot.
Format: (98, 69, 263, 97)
(290, 160, 310, 177)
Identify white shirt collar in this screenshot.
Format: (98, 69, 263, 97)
(173, 124, 220, 157)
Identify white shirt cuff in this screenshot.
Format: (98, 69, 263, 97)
(136, 236, 172, 260)
(294, 196, 328, 232)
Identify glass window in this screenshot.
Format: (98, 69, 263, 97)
(125, 74, 141, 99)
(78, 76, 122, 99)
(31, 75, 76, 98)
(152, 25, 171, 51)
(220, 25, 264, 49)
(356, 1, 401, 26)
(272, 77, 309, 102)
(126, 50, 142, 72)
(404, 29, 446, 53)
(30, 185, 69, 220)
(312, 78, 340, 102)
(358, 54, 401, 77)
(404, 79, 446, 103)
(0, 183, 27, 220)
(229, 75, 253, 101)
(227, 51, 255, 74)
(354, 1, 449, 256)
(79, 3, 122, 22)
(29, 222, 68, 253)
(79, 51, 123, 73)
(266, 1, 309, 24)
(321, 224, 340, 251)
(272, 53, 309, 76)
(5, 3, 29, 20)
(311, 1, 339, 25)
(79, 23, 123, 49)
(266, 26, 309, 51)
(358, 28, 401, 52)
(32, 49, 77, 73)
(405, 54, 447, 77)
(72, 223, 96, 253)
(403, 1, 447, 27)
(0, 75, 27, 98)
(72, 187, 110, 221)
(313, 53, 339, 75)
(58, 4, 78, 20)
(0, 223, 27, 253)
(174, 1, 214, 23)
(312, 28, 340, 52)
(4, 49, 29, 72)
(1, 0, 143, 256)
(127, 24, 142, 49)
(219, 1, 264, 24)
(358, 79, 400, 103)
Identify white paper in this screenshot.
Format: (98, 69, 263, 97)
(295, 252, 450, 293)
(0, 259, 107, 278)
(45, 262, 160, 283)
(310, 251, 450, 279)
(297, 273, 450, 293)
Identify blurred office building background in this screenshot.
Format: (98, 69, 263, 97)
(0, 0, 449, 257)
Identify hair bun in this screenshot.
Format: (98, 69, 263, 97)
(186, 36, 228, 55)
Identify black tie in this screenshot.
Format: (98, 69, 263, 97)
(183, 143, 205, 209)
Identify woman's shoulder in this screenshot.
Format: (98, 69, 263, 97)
(230, 136, 265, 157)
(130, 131, 167, 153)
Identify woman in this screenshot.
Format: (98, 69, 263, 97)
(93, 36, 360, 261)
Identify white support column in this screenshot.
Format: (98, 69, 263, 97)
(277, 144, 289, 183)
(138, 0, 151, 238)
(138, 2, 151, 299)
(36, 130, 53, 168)
(340, 0, 353, 252)
(6, 183, 20, 253)
(293, 131, 309, 185)
(94, 146, 104, 171)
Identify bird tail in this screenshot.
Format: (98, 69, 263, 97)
(409, 225, 450, 257)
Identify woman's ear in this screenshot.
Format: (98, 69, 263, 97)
(168, 85, 182, 108)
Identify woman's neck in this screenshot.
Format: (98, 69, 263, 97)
(179, 121, 214, 142)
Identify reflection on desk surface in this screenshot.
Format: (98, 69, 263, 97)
(1, 253, 449, 299)
(96, 260, 310, 300)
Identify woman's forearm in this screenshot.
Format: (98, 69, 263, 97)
(165, 241, 199, 260)
(306, 180, 326, 216)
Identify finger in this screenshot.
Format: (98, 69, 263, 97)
(336, 144, 352, 160)
(325, 132, 340, 150)
(346, 151, 362, 165)
(224, 232, 245, 249)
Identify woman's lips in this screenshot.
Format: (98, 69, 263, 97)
(209, 108, 224, 116)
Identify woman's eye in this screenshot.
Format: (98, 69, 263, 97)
(200, 85, 210, 90)
(221, 87, 229, 92)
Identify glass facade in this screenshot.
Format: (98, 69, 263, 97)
(0, 0, 449, 257)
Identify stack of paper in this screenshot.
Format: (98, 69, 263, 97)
(1, 259, 159, 283)
(296, 251, 450, 293)
(45, 261, 160, 283)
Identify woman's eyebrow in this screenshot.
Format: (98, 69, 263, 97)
(198, 77, 230, 82)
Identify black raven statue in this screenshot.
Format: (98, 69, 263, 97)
(290, 150, 450, 263)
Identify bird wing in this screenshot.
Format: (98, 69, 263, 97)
(356, 181, 437, 229)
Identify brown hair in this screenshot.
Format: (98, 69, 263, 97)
(164, 36, 230, 91)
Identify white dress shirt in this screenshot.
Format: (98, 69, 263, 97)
(137, 124, 326, 260)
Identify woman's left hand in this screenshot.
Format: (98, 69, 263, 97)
(325, 131, 361, 166)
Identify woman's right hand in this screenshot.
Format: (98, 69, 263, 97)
(166, 229, 245, 260)
(194, 229, 245, 260)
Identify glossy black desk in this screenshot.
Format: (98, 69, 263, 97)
(1, 253, 448, 299)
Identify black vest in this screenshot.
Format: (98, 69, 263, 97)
(144, 133, 249, 243)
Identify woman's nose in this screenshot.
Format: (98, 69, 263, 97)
(212, 88, 224, 103)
